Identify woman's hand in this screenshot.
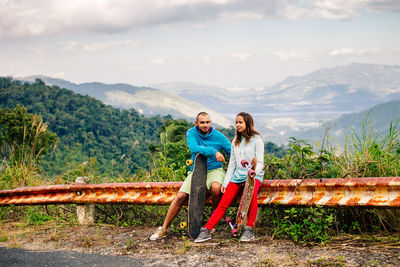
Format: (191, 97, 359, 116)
(221, 186, 226, 193)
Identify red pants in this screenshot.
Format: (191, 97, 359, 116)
(204, 179, 261, 230)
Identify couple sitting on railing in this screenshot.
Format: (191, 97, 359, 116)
(149, 111, 264, 242)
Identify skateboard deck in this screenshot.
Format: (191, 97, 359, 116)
(188, 153, 207, 238)
(235, 157, 257, 230)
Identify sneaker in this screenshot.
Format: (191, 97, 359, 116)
(240, 226, 255, 242)
(149, 226, 167, 241)
(194, 228, 211, 243)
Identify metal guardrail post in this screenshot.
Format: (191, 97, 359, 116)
(75, 177, 95, 225)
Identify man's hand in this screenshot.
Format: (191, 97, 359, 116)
(215, 151, 225, 162)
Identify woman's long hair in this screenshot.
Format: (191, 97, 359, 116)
(234, 112, 261, 146)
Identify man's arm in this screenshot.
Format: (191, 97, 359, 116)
(186, 130, 217, 158)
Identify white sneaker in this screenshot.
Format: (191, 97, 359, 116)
(149, 226, 167, 241)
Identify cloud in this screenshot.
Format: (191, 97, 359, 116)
(329, 48, 355, 56)
(365, 0, 400, 12)
(58, 41, 80, 51)
(1, 0, 398, 39)
(308, 0, 400, 19)
(25, 47, 45, 56)
(202, 55, 211, 64)
(53, 72, 65, 78)
(151, 58, 165, 65)
(58, 40, 139, 52)
(329, 48, 379, 56)
(229, 53, 251, 62)
(309, 0, 362, 19)
(25, 46, 46, 61)
(130, 65, 144, 71)
(83, 40, 139, 52)
(265, 117, 319, 131)
(271, 50, 310, 62)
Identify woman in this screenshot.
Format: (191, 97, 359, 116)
(194, 112, 264, 242)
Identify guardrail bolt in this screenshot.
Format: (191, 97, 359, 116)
(75, 176, 95, 225)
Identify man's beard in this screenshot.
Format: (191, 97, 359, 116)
(199, 128, 208, 134)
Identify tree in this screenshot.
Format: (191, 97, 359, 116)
(148, 119, 192, 181)
(0, 105, 58, 164)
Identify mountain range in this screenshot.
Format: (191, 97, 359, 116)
(152, 63, 400, 144)
(19, 76, 232, 128)
(295, 100, 400, 147)
(17, 63, 400, 145)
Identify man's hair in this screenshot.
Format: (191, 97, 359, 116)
(196, 111, 209, 121)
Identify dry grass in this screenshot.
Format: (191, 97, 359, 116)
(1, 220, 399, 266)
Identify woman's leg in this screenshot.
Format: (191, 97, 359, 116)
(245, 179, 261, 228)
(204, 182, 241, 230)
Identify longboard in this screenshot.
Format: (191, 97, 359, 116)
(235, 157, 257, 230)
(188, 153, 207, 238)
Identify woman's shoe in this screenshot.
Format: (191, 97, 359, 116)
(240, 226, 255, 242)
(194, 228, 211, 243)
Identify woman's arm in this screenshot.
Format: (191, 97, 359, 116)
(254, 136, 264, 175)
(222, 142, 236, 188)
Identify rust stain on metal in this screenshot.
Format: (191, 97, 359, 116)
(258, 177, 400, 207)
(1, 178, 400, 207)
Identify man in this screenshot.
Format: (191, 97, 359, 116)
(150, 112, 231, 240)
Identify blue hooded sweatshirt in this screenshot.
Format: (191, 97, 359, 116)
(186, 126, 231, 171)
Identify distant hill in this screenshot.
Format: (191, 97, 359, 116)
(17, 63, 400, 145)
(149, 63, 400, 144)
(0, 77, 166, 175)
(19, 76, 232, 128)
(292, 100, 400, 147)
(150, 81, 238, 114)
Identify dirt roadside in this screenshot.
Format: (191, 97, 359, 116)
(1, 221, 400, 266)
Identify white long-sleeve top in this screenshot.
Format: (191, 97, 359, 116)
(222, 135, 264, 188)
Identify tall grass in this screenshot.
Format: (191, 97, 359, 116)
(327, 118, 400, 232)
(263, 117, 400, 241)
(328, 119, 400, 178)
(0, 115, 52, 189)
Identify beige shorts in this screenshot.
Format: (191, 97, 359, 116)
(179, 168, 226, 194)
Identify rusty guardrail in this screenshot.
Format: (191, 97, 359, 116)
(1, 177, 400, 207)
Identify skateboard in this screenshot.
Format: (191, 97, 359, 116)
(187, 153, 207, 238)
(235, 157, 257, 230)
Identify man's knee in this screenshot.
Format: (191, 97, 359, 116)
(174, 192, 188, 205)
(210, 182, 222, 197)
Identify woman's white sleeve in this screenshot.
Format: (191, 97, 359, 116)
(223, 143, 236, 187)
(255, 137, 264, 174)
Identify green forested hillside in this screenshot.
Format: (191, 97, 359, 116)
(0, 77, 167, 176)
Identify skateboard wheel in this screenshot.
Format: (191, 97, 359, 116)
(241, 159, 249, 167)
(248, 169, 256, 178)
(231, 228, 238, 237)
(180, 222, 187, 228)
(186, 159, 193, 166)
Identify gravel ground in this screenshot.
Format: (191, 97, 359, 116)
(1, 221, 400, 266)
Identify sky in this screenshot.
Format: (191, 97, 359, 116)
(1, 0, 400, 90)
